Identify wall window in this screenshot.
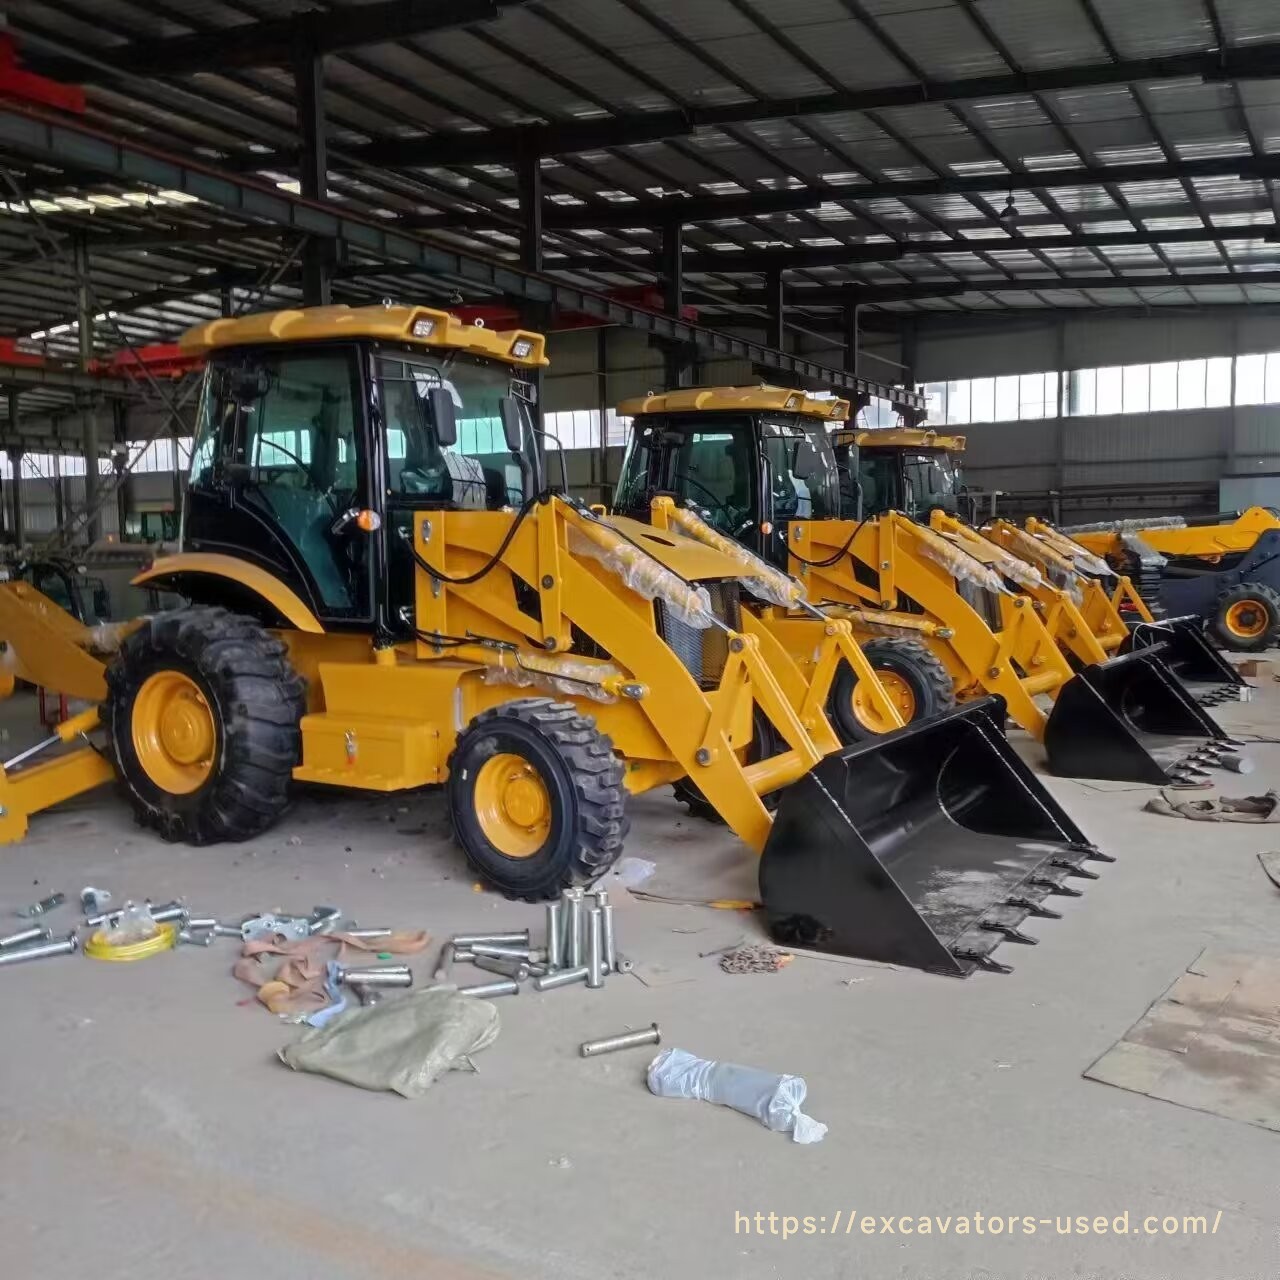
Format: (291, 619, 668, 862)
(922, 371, 1057, 425)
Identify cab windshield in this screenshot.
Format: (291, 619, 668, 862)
(858, 448, 960, 518)
(378, 349, 538, 509)
(760, 416, 840, 523)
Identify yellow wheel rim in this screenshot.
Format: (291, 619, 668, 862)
(1225, 600, 1269, 639)
(851, 669, 918, 733)
(474, 752, 552, 857)
(132, 670, 217, 794)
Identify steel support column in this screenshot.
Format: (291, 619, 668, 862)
(8, 436, 21, 545)
(661, 222, 694, 388)
(843, 303, 860, 376)
(73, 241, 101, 542)
(765, 268, 785, 352)
(515, 148, 549, 443)
(900, 319, 919, 393)
(294, 43, 331, 307)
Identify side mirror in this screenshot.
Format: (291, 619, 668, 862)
(792, 442, 821, 480)
(428, 387, 458, 447)
(499, 396, 525, 453)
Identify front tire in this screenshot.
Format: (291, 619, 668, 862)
(104, 607, 305, 843)
(447, 698, 628, 900)
(827, 637, 956, 743)
(1209, 582, 1280, 652)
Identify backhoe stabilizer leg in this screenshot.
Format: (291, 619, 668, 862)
(0, 746, 115, 843)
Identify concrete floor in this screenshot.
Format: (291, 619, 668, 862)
(1, 670, 1277, 1280)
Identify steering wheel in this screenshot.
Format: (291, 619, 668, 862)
(251, 439, 341, 516)
(678, 474, 744, 531)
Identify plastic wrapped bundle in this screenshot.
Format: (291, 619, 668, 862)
(570, 522, 716, 629)
(1030, 524, 1114, 578)
(481, 651, 621, 703)
(914, 523, 1007, 595)
(1064, 515, 1187, 535)
(967, 537, 1043, 593)
(666, 504, 806, 610)
(1120, 532, 1167, 568)
(647, 1047, 827, 1144)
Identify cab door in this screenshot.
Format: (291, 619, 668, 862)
(186, 344, 375, 626)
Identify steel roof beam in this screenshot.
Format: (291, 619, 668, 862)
(700, 271, 1280, 308)
(530, 156, 1280, 230)
(24, 1, 529, 79)
(0, 102, 921, 408)
(546, 223, 1279, 275)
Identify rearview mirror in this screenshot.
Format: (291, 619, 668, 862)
(792, 441, 821, 480)
(499, 396, 525, 453)
(428, 387, 457, 447)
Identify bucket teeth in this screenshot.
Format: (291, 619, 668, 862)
(953, 948, 1013, 975)
(1029, 873, 1084, 898)
(1067, 840, 1115, 863)
(1004, 896, 1063, 919)
(1051, 857, 1100, 880)
(980, 921, 1038, 945)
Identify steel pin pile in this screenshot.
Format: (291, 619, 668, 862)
(452, 886, 626, 997)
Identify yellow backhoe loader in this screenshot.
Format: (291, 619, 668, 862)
(1067, 507, 1280, 652)
(0, 305, 1109, 977)
(615, 389, 1234, 785)
(846, 427, 1244, 694)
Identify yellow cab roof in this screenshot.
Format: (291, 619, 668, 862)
(178, 303, 549, 368)
(832, 427, 965, 452)
(617, 385, 851, 421)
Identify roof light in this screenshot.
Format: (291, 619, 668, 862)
(510, 337, 534, 359)
(784, 394, 802, 410)
(411, 317, 436, 338)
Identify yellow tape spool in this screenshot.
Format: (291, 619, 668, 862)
(84, 921, 179, 962)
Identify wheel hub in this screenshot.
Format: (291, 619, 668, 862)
(132, 670, 216, 794)
(851, 669, 917, 733)
(474, 752, 552, 857)
(1225, 601, 1268, 639)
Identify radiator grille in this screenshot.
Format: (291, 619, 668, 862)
(657, 580, 741, 688)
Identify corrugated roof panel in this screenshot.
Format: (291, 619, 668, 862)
(1046, 86, 1143, 124)
(690, 35, 837, 98)
(1091, 0, 1213, 57)
(758, 19, 914, 88)
(973, 0, 1110, 69)
(1219, 0, 1280, 43)
(866, 6, 1010, 78)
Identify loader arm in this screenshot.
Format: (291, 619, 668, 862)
(410, 495, 842, 853)
(786, 511, 1070, 740)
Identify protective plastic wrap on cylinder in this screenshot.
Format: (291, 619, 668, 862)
(967, 537, 1043, 593)
(481, 652, 622, 703)
(667, 505, 806, 610)
(569, 523, 716, 629)
(914, 525, 1006, 595)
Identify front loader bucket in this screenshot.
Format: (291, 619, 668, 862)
(1124, 617, 1246, 693)
(760, 697, 1105, 977)
(1044, 646, 1224, 784)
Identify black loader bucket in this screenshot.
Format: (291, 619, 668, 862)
(1044, 645, 1225, 784)
(1124, 616, 1246, 697)
(760, 697, 1108, 978)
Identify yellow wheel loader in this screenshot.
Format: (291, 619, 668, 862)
(980, 516, 1246, 701)
(616, 390, 1232, 785)
(0, 305, 1110, 977)
(1066, 507, 1280, 653)
(846, 427, 1244, 694)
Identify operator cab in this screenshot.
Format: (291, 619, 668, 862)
(614, 387, 846, 569)
(833, 429, 967, 521)
(179, 304, 546, 638)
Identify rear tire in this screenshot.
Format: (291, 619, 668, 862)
(447, 698, 628, 900)
(105, 607, 305, 844)
(828, 637, 956, 743)
(1209, 582, 1280, 652)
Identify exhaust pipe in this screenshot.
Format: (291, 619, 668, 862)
(760, 697, 1106, 978)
